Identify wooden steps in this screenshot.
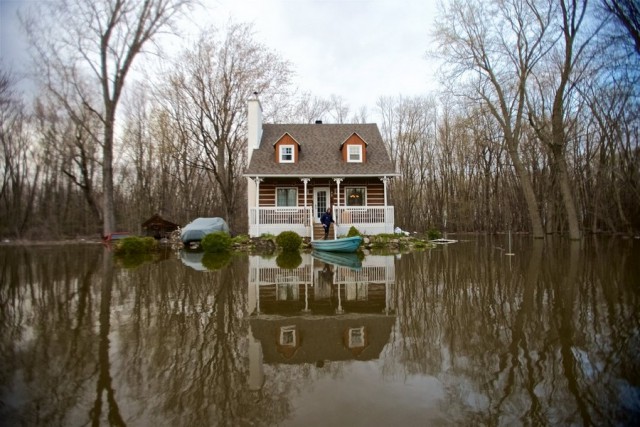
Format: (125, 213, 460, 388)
(312, 223, 335, 240)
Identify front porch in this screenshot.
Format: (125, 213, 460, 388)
(248, 205, 395, 238)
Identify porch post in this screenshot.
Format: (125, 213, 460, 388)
(333, 178, 343, 206)
(301, 178, 309, 208)
(254, 177, 263, 235)
(333, 178, 343, 239)
(380, 176, 389, 206)
(301, 178, 310, 237)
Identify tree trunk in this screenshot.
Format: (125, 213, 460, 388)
(102, 110, 116, 237)
(551, 145, 581, 239)
(507, 143, 545, 239)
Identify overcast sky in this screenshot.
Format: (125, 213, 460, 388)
(205, 0, 441, 112)
(0, 0, 25, 71)
(1, 0, 441, 114)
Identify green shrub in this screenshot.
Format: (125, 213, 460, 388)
(114, 236, 157, 255)
(276, 251, 302, 269)
(231, 234, 251, 245)
(373, 233, 396, 241)
(346, 226, 361, 237)
(275, 231, 302, 251)
(427, 229, 442, 240)
(201, 231, 232, 253)
(202, 252, 232, 270)
(116, 253, 152, 268)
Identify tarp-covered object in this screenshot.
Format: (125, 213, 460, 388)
(180, 217, 230, 243)
(180, 250, 206, 271)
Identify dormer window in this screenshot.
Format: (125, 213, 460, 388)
(347, 145, 362, 163)
(279, 145, 295, 163)
(274, 133, 300, 163)
(340, 132, 367, 163)
(279, 326, 297, 345)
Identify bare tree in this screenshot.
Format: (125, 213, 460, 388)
(0, 70, 40, 238)
(433, 0, 548, 238)
(350, 105, 369, 124)
(377, 95, 437, 231)
(163, 22, 292, 230)
(33, 99, 103, 230)
(526, 0, 592, 239)
(602, 0, 640, 54)
(120, 84, 156, 227)
(327, 94, 351, 123)
(24, 0, 196, 237)
(288, 92, 332, 123)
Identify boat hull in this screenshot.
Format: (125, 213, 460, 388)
(310, 236, 362, 253)
(312, 250, 362, 270)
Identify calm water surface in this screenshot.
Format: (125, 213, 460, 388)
(1, 237, 639, 426)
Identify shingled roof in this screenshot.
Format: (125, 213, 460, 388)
(249, 315, 395, 364)
(244, 123, 397, 177)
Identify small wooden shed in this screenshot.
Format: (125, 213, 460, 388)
(141, 214, 179, 239)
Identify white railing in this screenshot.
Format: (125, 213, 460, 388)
(334, 266, 393, 284)
(333, 205, 395, 235)
(249, 207, 313, 237)
(256, 266, 312, 284)
(248, 205, 395, 237)
(334, 206, 389, 223)
(251, 207, 312, 225)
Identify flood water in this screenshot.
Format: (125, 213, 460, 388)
(1, 237, 639, 426)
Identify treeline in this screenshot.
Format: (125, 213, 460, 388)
(0, 0, 638, 240)
(388, 0, 640, 238)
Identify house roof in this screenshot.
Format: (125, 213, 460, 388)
(245, 123, 397, 177)
(340, 132, 368, 147)
(141, 213, 179, 229)
(249, 315, 395, 364)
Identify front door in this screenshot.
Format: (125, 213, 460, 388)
(313, 187, 330, 223)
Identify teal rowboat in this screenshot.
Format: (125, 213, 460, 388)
(310, 236, 363, 253)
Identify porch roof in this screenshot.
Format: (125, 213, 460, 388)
(245, 123, 398, 177)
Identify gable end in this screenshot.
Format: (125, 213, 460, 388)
(340, 133, 367, 163)
(273, 133, 301, 163)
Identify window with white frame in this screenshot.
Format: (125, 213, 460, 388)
(348, 327, 365, 348)
(280, 326, 297, 346)
(279, 144, 295, 163)
(277, 283, 299, 301)
(345, 187, 366, 206)
(277, 187, 298, 207)
(347, 145, 362, 162)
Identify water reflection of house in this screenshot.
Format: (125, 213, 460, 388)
(248, 253, 395, 315)
(247, 253, 395, 390)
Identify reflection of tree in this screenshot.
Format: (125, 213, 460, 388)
(117, 255, 289, 426)
(90, 252, 125, 426)
(0, 245, 102, 425)
(393, 238, 640, 425)
(0, 247, 296, 426)
(2, 241, 638, 425)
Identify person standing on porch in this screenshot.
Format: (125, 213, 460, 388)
(321, 207, 335, 239)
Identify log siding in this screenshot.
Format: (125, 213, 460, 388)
(258, 178, 385, 207)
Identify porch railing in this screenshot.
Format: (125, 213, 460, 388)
(252, 207, 312, 225)
(333, 206, 395, 235)
(249, 205, 395, 237)
(249, 207, 313, 237)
